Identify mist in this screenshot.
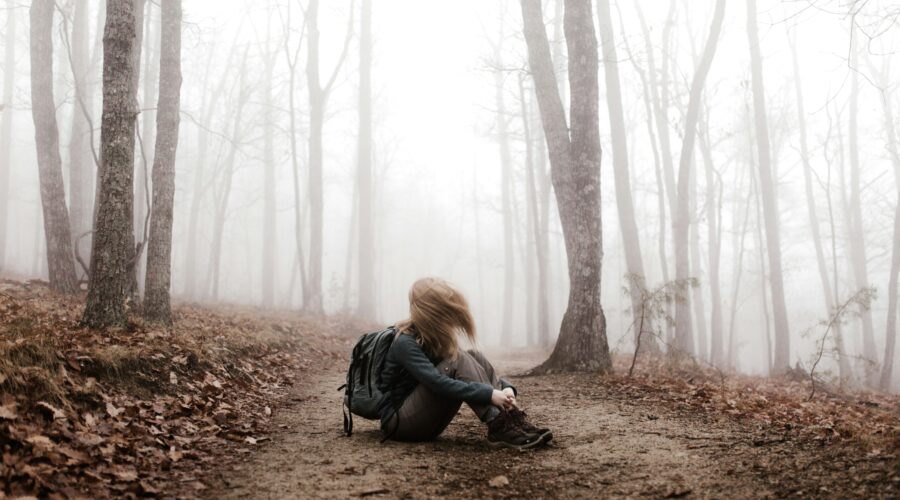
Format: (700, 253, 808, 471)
(1, 0, 898, 388)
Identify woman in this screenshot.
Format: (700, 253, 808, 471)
(377, 277, 552, 449)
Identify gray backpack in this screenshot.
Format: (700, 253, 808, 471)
(340, 327, 396, 436)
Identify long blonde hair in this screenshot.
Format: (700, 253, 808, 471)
(395, 277, 476, 359)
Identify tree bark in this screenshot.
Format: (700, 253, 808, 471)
(0, 0, 14, 271)
(597, 0, 649, 350)
(357, 0, 375, 319)
(142, 0, 181, 324)
(83, 0, 139, 327)
(29, 0, 79, 294)
(746, 0, 790, 372)
(672, 0, 726, 356)
(521, 0, 611, 372)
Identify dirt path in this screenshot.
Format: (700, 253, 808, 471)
(204, 336, 892, 499)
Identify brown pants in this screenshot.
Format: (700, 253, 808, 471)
(384, 350, 502, 442)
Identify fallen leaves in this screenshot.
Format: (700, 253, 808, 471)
(489, 474, 510, 488)
(0, 278, 353, 498)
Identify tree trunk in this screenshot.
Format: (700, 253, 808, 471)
(135, 1, 158, 294)
(0, 0, 14, 271)
(746, 0, 790, 372)
(672, 0, 726, 357)
(635, 0, 676, 344)
(207, 50, 249, 302)
(29, 0, 79, 294)
(142, 0, 181, 324)
(519, 76, 538, 346)
(727, 163, 753, 369)
(597, 0, 650, 350)
(67, 0, 94, 276)
(357, 0, 375, 319)
(494, 38, 515, 344)
(521, 0, 611, 373)
(261, 22, 276, 308)
(305, 0, 325, 314)
(699, 119, 725, 366)
(845, 34, 878, 382)
(533, 92, 552, 347)
(82, 0, 139, 327)
(790, 37, 850, 382)
(183, 43, 233, 298)
(690, 162, 708, 361)
(879, 63, 900, 391)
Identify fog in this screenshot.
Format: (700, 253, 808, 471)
(1, 0, 898, 387)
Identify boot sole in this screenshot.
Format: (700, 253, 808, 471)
(488, 430, 552, 451)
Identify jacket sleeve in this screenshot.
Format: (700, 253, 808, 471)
(393, 336, 494, 405)
(499, 378, 517, 396)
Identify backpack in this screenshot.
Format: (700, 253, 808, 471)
(340, 327, 396, 436)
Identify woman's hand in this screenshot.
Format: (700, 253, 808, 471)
(502, 387, 517, 408)
(491, 389, 514, 409)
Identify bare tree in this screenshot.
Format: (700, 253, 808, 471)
(67, 0, 94, 273)
(183, 41, 236, 298)
(305, 0, 353, 313)
(83, 0, 140, 327)
(135, 0, 159, 293)
(0, 0, 14, 271)
(521, 0, 611, 372)
(261, 16, 277, 308)
(207, 50, 250, 302)
(29, 0, 79, 294)
(746, 0, 790, 372)
(492, 28, 515, 344)
(672, 0, 726, 356)
(597, 0, 652, 351)
(877, 60, 900, 391)
(143, 0, 182, 324)
(280, 1, 308, 307)
(357, 0, 375, 319)
(790, 35, 851, 382)
(845, 32, 878, 382)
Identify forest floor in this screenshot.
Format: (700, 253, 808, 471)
(206, 340, 899, 499)
(1, 279, 898, 499)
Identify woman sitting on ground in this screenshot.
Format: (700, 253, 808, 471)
(377, 277, 552, 449)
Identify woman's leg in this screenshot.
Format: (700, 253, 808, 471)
(386, 382, 462, 442)
(385, 351, 501, 441)
(442, 349, 503, 422)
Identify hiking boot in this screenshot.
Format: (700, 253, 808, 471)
(508, 408, 552, 443)
(487, 411, 545, 450)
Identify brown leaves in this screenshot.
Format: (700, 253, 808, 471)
(0, 279, 329, 498)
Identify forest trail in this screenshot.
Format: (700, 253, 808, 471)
(203, 334, 886, 499)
